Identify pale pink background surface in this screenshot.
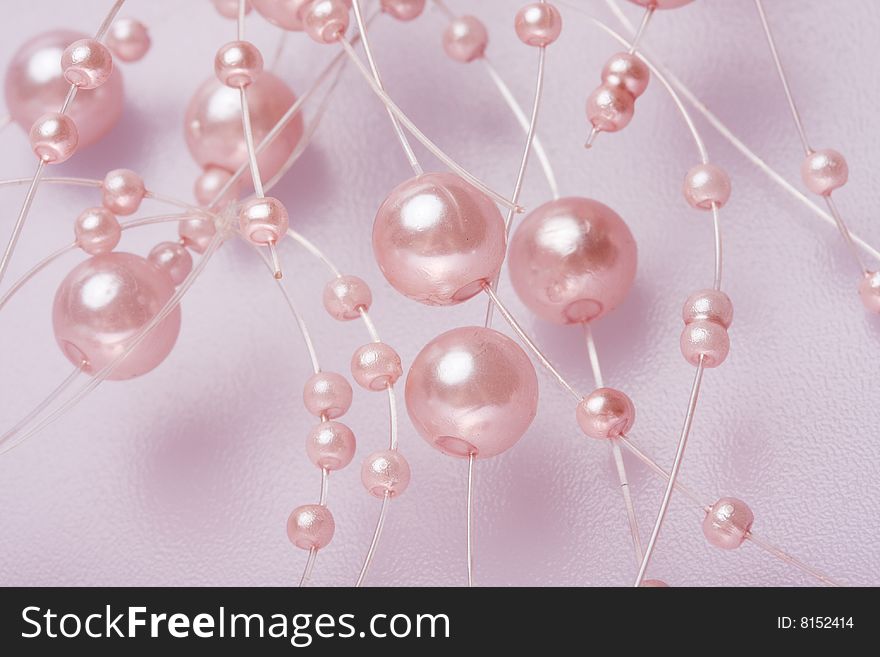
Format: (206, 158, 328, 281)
(0, 0, 878, 587)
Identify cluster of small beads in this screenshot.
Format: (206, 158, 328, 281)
(585, 52, 650, 138)
(680, 288, 732, 368)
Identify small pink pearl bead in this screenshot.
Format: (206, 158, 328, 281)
(443, 15, 489, 63)
(351, 342, 403, 391)
(148, 241, 193, 286)
(860, 271, 880, 314)
(682, 288, 733, 328)
(74, 207, 121, 255)
(213, 0, 252, 19)
(194, 167, 242, 208)
(102, 168, 146, 216)
(683, 163, 731, 210)
(602, 52, 650, 98)
(105, 18, 151, 62)
(252, 0, 311, 30)
(287, 504, 335, 550)
(586, 84, 634, 133)
(238, 196, 289, 245)
(381, 0, 425, 21)
(514, 3, 563, 47)
(627, 0, 694, 8)
(801, 148, 848, 196)
(61, 38, 113, 89)
(29, 112, 78, 163)
(680, 319, 729, 368)
(323, 275, 372, 321)
(306, 420, 356, 471)
(178, 215, 217, 254)
(640, 579, 670, 587)
(303, 371, 353, 419)
(576, 387, 635, 440)
(214, 40, 263, 88)
(361, 450, 411, 498)
(303, 0, 350, 44)
(703, 497, 753, 550)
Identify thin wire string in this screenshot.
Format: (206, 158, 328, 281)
(466, 452, 476, 588)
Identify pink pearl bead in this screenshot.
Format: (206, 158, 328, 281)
(680, 320, 729, 368)
(683, 163, 731, 210)
(214, 40, 263, 88)
(640, 579, 670, 587)
(859, 271, 880, 314)
(52, 252, 181, 380)
(586, 83, 634, 133)
(514, 3, 562, 47)
(601, 52, 650, 98)
(213, 0, 252, 19)
(184, 73, 303, 185)
(323, 275, 372, 320)
(576, 387, 635, 440)
(682, 289, 733, 328)
(74, 207, 121, 255)
(627, 0, 694, 8)
(373, 172, 506, 305)
(178, 215, 217, 254)
(102, 168, 146, 216)
(303, 371, 353, 419)
(29, 112, 78, 163)
(303, 0, 350, 44)
(703, 497, 753, 550)
(238, 196, 289, 245)
(287, 504, 335, 550)
(443, 15, 489, 62)
(105, 18, 151, 63)
(306, 420, 356, 471)
(148, 242, 193, 286)
(351, 342, 402, 391)
(5, 31, 123, 149)
(801, 148, 848, 196)
(194, 166, 243, 208)
(380, 0, 425, 21)
(508, 197, 637, 324)
(405, 326, 539, 459)
(361, 450, 411, 498)
(61, 38, 113, 89)
(252, 0, 310, 30)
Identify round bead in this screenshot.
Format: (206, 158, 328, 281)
(252, 0, 310, 30)
(214, 40, 263, 88)
(287, 504, 335, 550)
(52, 252, 181, 380)
(351, 342, 403, 391)
(859, 271, 880, 314)
(361, 450, 411, 498)
(680, 320, 729, 368)
(405, 326, 539, 459)
(508, 197, 637, 324)
(640, 579, 670, 587)
(627, 0, 694, 8)
(238, 196, 289, 245)
(194, 166, 243, 208)
(213, 0, 252, 19)
(682, 289, 733, 328)
(303, 0, 350, 44)
(601, 52, 650, 98)
(703, 497, 754, 550)
(586, 84, 634, 133)
(323, 275, 372, 320)
(683, 163, 731, 210)
(306, 420, 356, 471)
(380, 0, 425, 21)
(514, 3, 562, 47)
(372, 172, 506, 305)
(178, 215, 217, 254)
(576, 388, 635, 440)
(105, 18, 151, 62)
(303, 371, 353, 419)
(60, 38, 113, 89)
(148, 242, 193, 286)
(801, 148, 848, 196)
(101, 168, 145, 216)
(74, 207, 121, 255)
(29, 112, 78, 163)
(443, 15, 489, 62)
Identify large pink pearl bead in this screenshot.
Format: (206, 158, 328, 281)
(381, 0, 425, 21)
(52, 252, 181, 380)
(60, 38, 113, 89)
(373, 172, 506, 306)
(148, 242, 193, 286)
(306, 420, 356, 471)
(682, 289, 733, 328)
(29, 112, 78, 163)
(287, 504, 335, 550)
(323, 275, 372, 320)
(601, 52, 650, 98)
(303, 371, 353, 419)
(680, 320, 729, 368)
(801, 148, 848, 196)
(405, 326, 539, 459)
(576, 387, 635, 439)
(627, 0, 694, 8)
(361, 450, 411, 498)
(252, 0, 310, 30)
(514, 3, 563, 47)
(586, 83, 634, 133)
(4, 30, 124, 149)
(683, 163, 732, 210)
(105, 18, 151, 63)
(443, 15, 489, 63)
(508, 197, 637, 324)
(214, 40, 263, 88)
(102, 168, 146, 216)
(184, 72, 303, 188)
(303, 0, 350, 44)
(351, 342, 403, 391)
(859, 271, 880, 314)
(178, 215, 217, 254)
(74, 207, 120, 255)
(702, 497, 753, 550)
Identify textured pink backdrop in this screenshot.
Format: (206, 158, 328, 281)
(1, 0, 878, 587)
